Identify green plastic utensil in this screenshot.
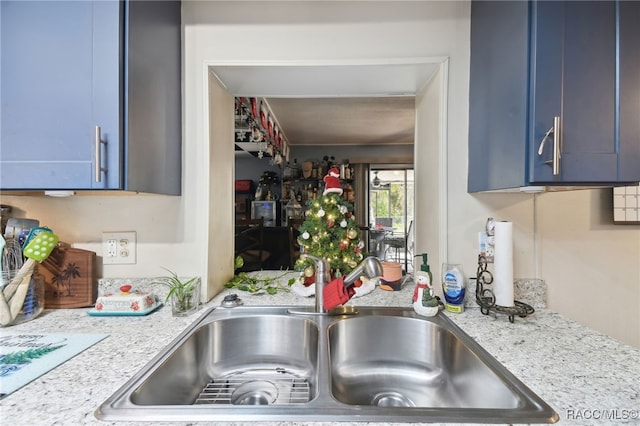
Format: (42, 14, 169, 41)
(23, 231, 58, 261)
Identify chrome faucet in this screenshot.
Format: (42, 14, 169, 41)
(300, 254, 331, 313)
(301, 254, 383, 313)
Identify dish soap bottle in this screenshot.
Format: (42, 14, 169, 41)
(442, 263, 465, 313)
(412, 254, 439, 317)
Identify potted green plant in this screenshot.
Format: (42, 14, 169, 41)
(154, 269, 200, 317)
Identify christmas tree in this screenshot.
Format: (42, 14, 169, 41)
(296, 168, 365, 282)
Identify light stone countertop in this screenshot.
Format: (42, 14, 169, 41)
(1, 272, 639, 426)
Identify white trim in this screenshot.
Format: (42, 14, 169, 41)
(207, 67, 229, 92)
(439, 59, 450, 265)
(199, 64, 213, 284)
(204, 57, 448, 68)
(205, 58, 443, 98)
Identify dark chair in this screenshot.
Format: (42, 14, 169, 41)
(235, 218, 270, 271)
(368, 228, 386, 258)
(375, 217, 393, 228)
(287, 218, 305, 268)
(383, 220, 413, 271)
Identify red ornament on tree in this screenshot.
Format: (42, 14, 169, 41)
(328, 219, 335, 228)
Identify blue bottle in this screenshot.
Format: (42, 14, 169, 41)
(442, 263, 465, 313)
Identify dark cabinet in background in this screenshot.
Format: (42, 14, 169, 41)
(468, 1, 640, 192)
(0, 0, 181, 194)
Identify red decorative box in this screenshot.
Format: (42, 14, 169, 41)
(235, 180, 253, 193)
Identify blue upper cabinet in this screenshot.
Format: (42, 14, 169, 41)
(0, 1, 181, 194)
(619, 1, 640, 183)
(468, 1, 640, 192)
(1, 1, 120, 190)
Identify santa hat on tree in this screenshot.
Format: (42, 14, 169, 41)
(323, 167, 343, 196)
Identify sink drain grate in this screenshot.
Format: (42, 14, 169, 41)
(195, 368, 311, 405)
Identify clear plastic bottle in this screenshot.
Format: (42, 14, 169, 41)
(442, 263, 466, 313)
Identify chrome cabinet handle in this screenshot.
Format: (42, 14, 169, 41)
(94, 126, 107, 183)
(537, 116, 561, 176)
(552, 115, 561, 176)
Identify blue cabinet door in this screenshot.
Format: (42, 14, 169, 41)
(531, 1, 619, 184)
(467, 1, 530, 192)
(0, 1, 121, 190)
(469, 1, 640, 192)
(619, 1, 640, 182)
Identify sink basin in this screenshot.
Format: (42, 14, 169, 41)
(329, 315, 523, 409)
(96, 305, 558, 423)
(130, 314, 319, 406)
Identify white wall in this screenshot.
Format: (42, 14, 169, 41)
(538, 189, 640, 346)
(0, 193, 198, 279)
(2, 1, 638, 347)
(205, 72, 235, 299)
(414, 61, 445, 299)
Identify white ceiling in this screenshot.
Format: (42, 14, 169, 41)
(265, 97, 415, 146)
(211, 61, 440, 148)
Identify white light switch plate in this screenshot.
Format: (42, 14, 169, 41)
(102, 231, 137, 265)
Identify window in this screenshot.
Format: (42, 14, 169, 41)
(368, 167, 414, 271)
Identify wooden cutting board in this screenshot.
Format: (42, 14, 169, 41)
(40, 247, 97, 308)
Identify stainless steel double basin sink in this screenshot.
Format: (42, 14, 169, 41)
(96, 305, 558, 423)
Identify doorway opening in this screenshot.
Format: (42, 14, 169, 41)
(368, 166, 415, 273)
(202, 59, 447, 300)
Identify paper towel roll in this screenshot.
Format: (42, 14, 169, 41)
(493, 221, 514, 307)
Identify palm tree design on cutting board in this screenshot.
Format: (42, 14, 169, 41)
(52, 263, 81, 296)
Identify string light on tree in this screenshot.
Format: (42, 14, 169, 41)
(295, 167, 364, 283)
